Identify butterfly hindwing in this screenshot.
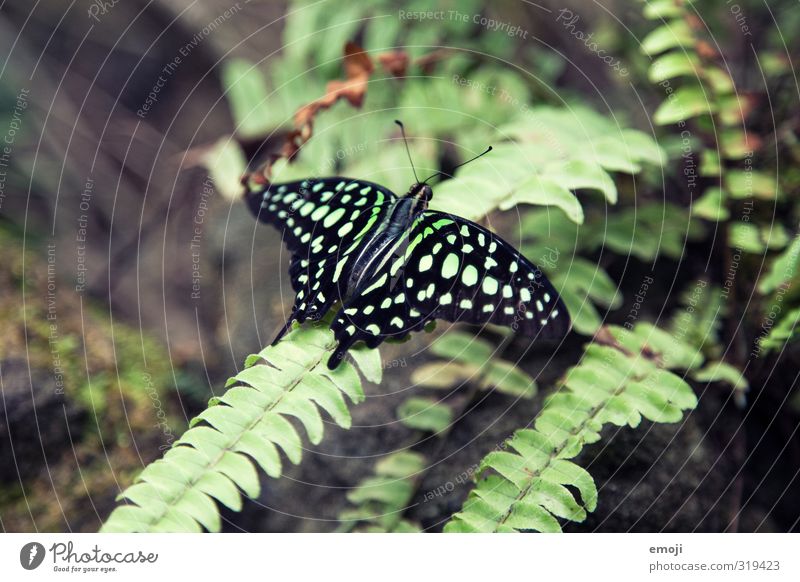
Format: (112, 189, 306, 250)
(328, 217, 430, 366)
(249, 172, 571, 368)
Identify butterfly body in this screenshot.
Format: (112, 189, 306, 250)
(345, 184, 430, 295)
(246, 175, 569, 369)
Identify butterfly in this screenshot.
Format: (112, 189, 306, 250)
(245, 122, 571, 369)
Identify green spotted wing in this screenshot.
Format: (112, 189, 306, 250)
(247, 177, 397, 339)
(328, 210, 570, 367)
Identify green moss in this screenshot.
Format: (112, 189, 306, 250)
(0, 223, 180, 531)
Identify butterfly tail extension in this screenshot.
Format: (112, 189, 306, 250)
(328, 308, 362, 369)
(327, 329, 361, 369)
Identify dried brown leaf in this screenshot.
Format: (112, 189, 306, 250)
(377, 51, 410, 77)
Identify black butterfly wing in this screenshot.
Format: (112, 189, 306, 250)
(405, 210, 571, 338)
(247, 177, 398, 255)
(328, 210, 570, 367)
(247, 177, 398, 338)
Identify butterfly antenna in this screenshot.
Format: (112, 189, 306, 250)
(422, 146, 493, 184)
(395, 120, 420, 183)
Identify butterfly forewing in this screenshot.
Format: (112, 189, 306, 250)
(407, 211, 570, 338)
(247, 177, 397, 254)
(248, 177, 397, 337)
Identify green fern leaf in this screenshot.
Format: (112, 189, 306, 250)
(445, 323, 699, 533)
(337, 451, 426, 533)
(101, 321, 376, 532)
(758, 306, 800, 354)
(431, 106, 663, 224)
(412, 331, 537, 398)
(397, 397, 453, 432)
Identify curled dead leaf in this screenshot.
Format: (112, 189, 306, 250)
(288, 42, 373, 157)
(415, 48, 451, 74)
(242, 43, 446, 190)
(244, 41, 375, 185)
(378, 51, 410, 77)
(343, 41, 373, 79)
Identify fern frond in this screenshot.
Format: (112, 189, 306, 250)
(669, 280, 725, 357)
(410, 331, 538, 399)
(431, 106, 663, 224)
(337, 451, 426, 532)
(519, 210, 625, 335)
(445, 323, 699, 533)
(518, 204, 704, 336)
(694, 360, 749, 406)
(101, 322, 379, 532)
(640, 0, 780, 251)
(397, 397, 453, 433)
(758, 233, 800, 296)
(758, 306, 800, 354)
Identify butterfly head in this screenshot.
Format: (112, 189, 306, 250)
(407, 182, 433, 204)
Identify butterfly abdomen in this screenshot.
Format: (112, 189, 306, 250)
(344, 198, 424, 294)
